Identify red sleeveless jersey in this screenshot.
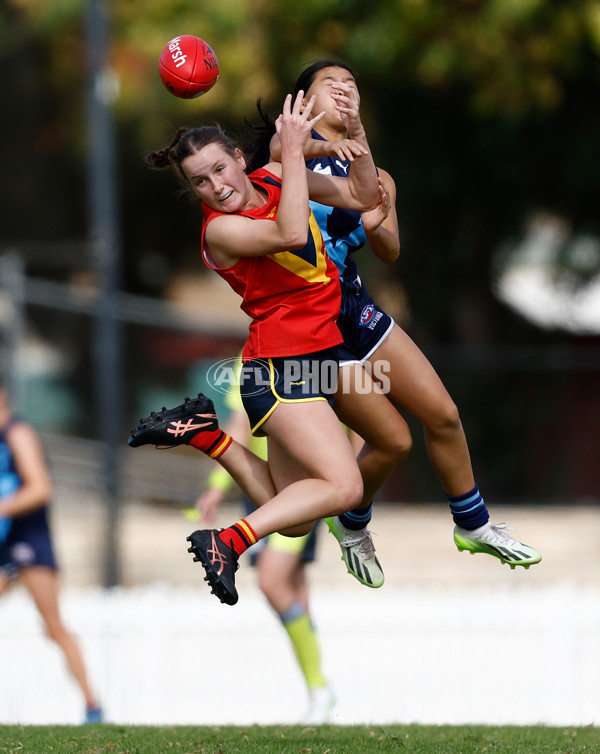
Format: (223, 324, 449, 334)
(201, 168, 342, 359)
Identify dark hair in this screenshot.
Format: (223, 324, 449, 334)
(243, 100, 277, 174)
(293, 60, 358, 98)
(145, 126, 238, 187)
(243, 60, 358, 174)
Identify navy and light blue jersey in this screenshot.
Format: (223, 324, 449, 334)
(0, 421, 21, 499)
(0, 419, 56, 576)
(306, 131, 366, 293)
(306, 132, 394, 364)
(0, 420, 20, 544)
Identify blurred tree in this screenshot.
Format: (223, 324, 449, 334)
(3, 0, 599, 289)
(1, 0, 599, 501)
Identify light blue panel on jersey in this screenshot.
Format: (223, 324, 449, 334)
(0, 516, 11, 544)
(0, 475, 20, 497)
(0, 473, 18, 543)
(0, 443, 18, 543)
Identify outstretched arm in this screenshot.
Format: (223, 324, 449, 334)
(270, 134, 368, 163)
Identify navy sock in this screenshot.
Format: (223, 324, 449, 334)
(339, 502, 372, 530)
(447, 484, 489, 530)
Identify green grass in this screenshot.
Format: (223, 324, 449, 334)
(0, 725, 598, 753)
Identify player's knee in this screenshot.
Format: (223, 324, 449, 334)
(385, 429, 412, 462)
(44, 621, 67, 645)
(368, 426, 412, 467)
(331, 474, 364, 515)
(428, 398, 461, 437)
(257, 567, 278, 597)
(278, 522, 313, 537)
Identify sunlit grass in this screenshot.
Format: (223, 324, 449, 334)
(0, 724, 598, 753)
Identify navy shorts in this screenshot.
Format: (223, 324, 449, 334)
(337, 280, 394, 365)
(243, 498, 320, 565)
(0, 506, 57, 580)
(240, 347, 339, 436)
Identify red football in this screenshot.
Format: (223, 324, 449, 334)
(158, 35, 220, 99)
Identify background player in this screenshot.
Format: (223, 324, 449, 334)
(0, 381, 103, 724)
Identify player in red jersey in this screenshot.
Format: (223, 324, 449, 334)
(133, 91, 383, 604)
(200, 167, 342, 360)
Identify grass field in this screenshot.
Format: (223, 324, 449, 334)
(0, 724, 598, 753)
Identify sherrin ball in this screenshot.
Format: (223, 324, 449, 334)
(158, 35, 220, 99)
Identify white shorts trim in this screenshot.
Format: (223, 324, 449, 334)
(338, 317, 395, 368)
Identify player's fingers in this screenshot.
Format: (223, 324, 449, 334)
(348, 141, 368, 155)
(336, 145, 355, 162)
(282, 92, 293, 116)
(378, 184, 390, 216)
(292, 90, 306, 116)
(300, 93, 316, 119)
(332, 81, 350, 94)
(307, 109, 326, 130)
(335, 81, 360, 104)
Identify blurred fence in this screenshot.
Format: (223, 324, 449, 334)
(3, 245, 600, 507)
(0, 582, 598, 726)
(42, 432, 207, 506)
(0, 246, 246, 584)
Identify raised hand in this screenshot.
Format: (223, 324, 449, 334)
(326, 138, 369, 162)
(361, 176, 391, 233)
(330, 80, 364, 138)
(275, 91, 326, 153)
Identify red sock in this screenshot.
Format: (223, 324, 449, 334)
(189, 430, 232, 459)
(219, 519, 258, 557)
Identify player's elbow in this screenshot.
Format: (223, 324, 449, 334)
(385, 240, 401, 263)
(283, 228, 310, 250)
(370, 234, 400, 264)
(35, 478, 53, 505)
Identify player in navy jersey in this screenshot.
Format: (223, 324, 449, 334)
(266, 61, 541, 573)
(0, 382, 103, 723)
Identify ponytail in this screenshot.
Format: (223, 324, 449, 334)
(243, 99, 277, 174)
(145, 127, 190, 169)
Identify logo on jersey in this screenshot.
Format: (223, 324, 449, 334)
(359, 304, 383, 330)
(12, 542, 35, 566)
(312, 163, 332, 176)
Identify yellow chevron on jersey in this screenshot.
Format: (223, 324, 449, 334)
(201, 167, 342, 359)
(269, 211, 332, 284)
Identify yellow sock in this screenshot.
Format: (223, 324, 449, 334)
(280, 603, 327, 689)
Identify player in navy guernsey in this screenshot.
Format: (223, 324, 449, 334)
(267, 61, 542, 572)
(305, 134, 366, 289)
(0, 382, 103, 723)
